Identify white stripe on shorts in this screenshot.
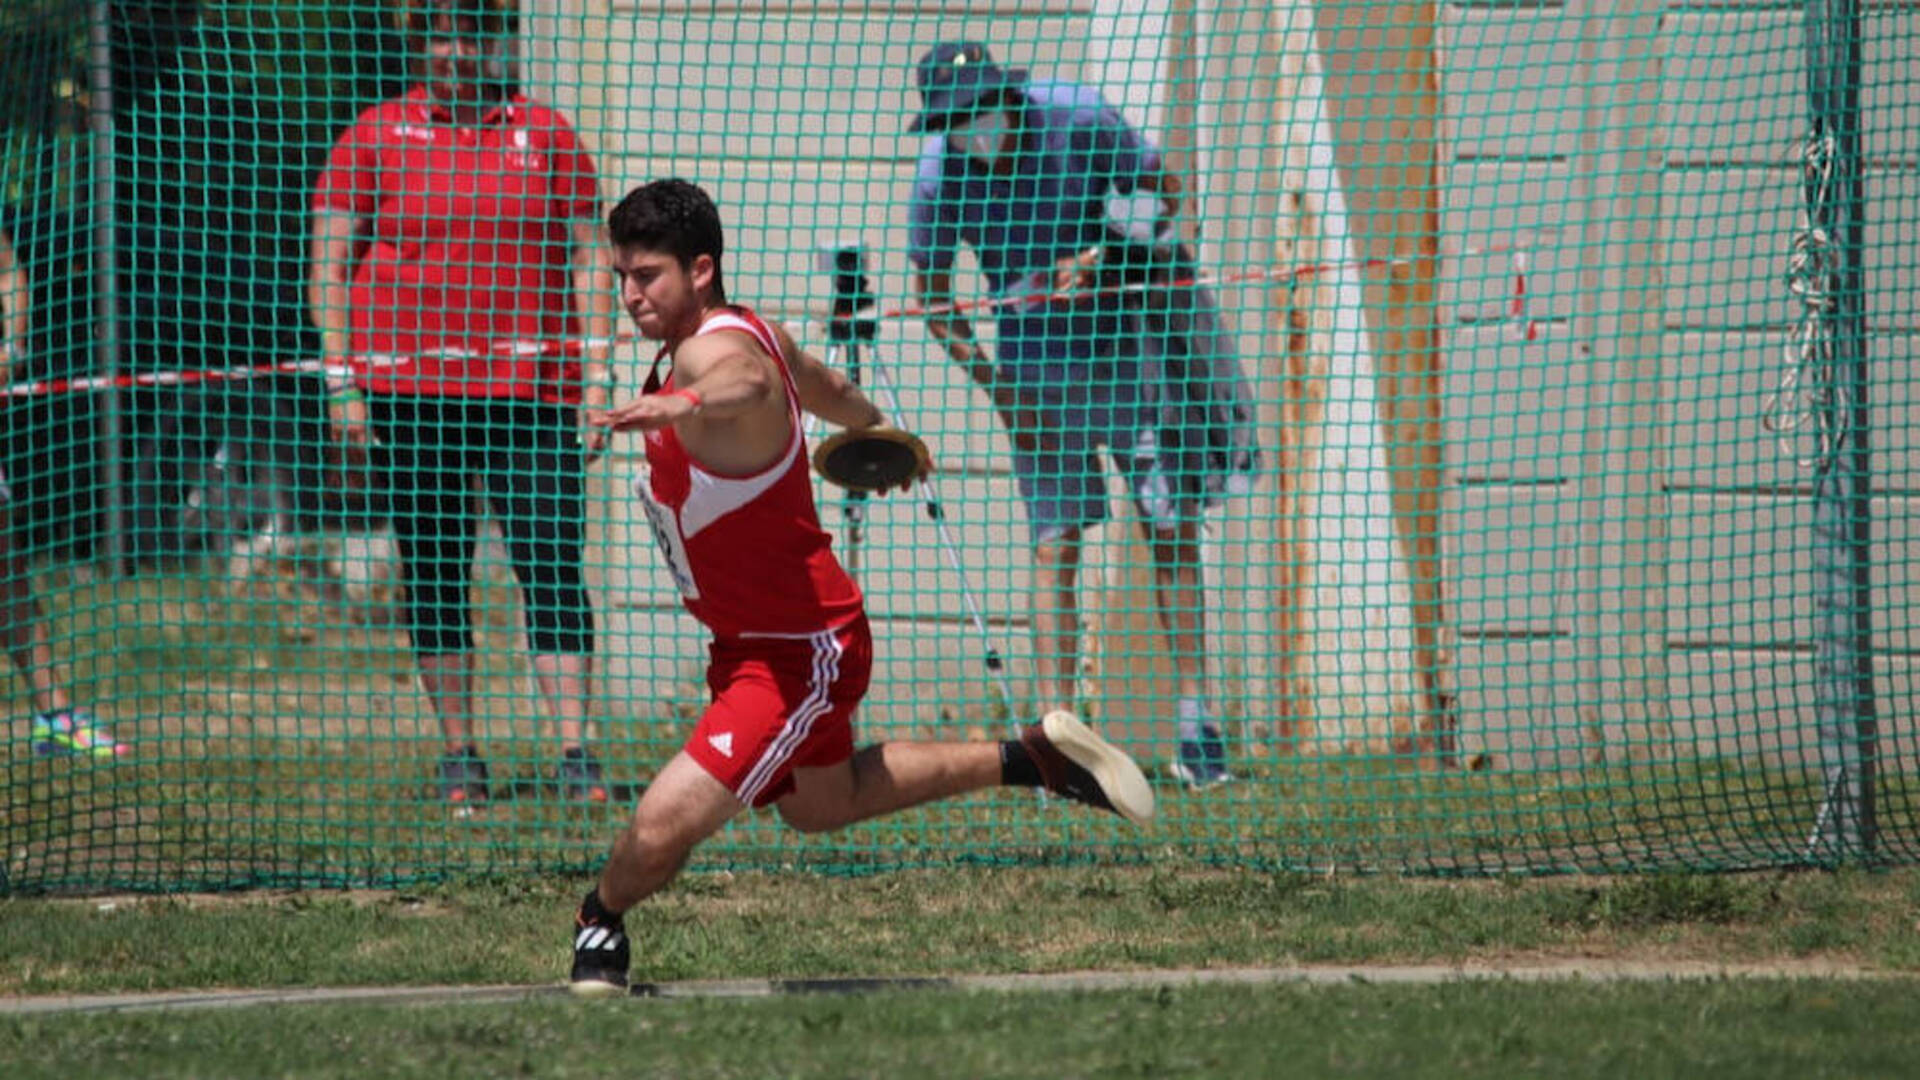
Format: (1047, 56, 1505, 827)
(735, 628, 842, 805)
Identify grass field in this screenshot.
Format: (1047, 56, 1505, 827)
(8, 979, 1920, 1080)
(4, 866, 1920, 1077)
(9, 572, 1920, 1075)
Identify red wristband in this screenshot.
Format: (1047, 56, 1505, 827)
(671, 387, 703, 413)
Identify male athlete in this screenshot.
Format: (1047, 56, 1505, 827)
(569, 179, 1153, 995)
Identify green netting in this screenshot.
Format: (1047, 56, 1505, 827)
(1, 0, 1914, 891)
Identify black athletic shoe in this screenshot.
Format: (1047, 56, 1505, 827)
(1019, 710, 1155, 825)
(570, 910, 630, 998)
(559, 746, 609, 805)
(436, 746, 490, 815)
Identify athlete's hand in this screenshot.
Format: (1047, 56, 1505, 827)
(577, 383, 613, 461)
(891, 438, 934, 494)
(589, 391, 698, 434)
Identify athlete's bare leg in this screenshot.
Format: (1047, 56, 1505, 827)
(775, 741, 1003, 834)
(594, 752, 744, 911)
(573, 716, 1150, 994)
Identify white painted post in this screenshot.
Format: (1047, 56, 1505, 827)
(1566, 0, 1670, 764)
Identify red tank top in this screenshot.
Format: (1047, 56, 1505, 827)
(632, 306, 863, 637)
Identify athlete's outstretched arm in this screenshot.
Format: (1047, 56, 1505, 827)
(774, 320, 884, 431)
(593, 332, 781, 433)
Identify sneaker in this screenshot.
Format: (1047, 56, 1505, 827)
(1169, 723, 1233, 790)
(30, 709, 128, 761)
(559, 746, 609, 805)
(1019, 710, 1155, 825)
(436, 746, 491, 813)
(570, 910, 630, 998)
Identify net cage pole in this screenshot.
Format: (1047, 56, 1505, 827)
(1801, 0, 1878, 862)
(88, 0, 124, 573)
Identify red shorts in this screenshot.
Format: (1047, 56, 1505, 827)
(685, 616, 873, 808)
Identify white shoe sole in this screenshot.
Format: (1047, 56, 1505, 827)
(1041, 710, 1156, 825)
(568, 978, 627, 1000)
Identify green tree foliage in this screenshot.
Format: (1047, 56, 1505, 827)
(0, 0, 403, 557)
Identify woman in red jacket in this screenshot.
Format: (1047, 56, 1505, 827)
(308, 0, 616, 811)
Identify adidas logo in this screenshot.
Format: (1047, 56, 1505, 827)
(575, 926, 624, 951)
(708, 731, 734, 759)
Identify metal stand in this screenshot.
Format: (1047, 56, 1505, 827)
(820, 248, 870, 572)
(818, 245, 1018, 716)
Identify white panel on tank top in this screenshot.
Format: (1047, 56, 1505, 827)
(677, 437, 801, 539)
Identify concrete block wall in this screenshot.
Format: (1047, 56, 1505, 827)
(1439, 0, 1918, 771)
(528, 0, 1917, 769)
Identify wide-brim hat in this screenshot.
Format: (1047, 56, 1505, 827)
(909, 41, 1028, 132)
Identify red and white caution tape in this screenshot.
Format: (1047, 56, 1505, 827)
(4, 236, 1553, 400)
(1, 337, 631, 399)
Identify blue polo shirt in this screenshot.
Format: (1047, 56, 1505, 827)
(907, 80, 1161, 421)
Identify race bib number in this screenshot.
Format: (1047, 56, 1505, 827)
(632, 472, 700, 600)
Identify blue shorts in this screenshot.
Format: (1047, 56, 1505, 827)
(1012, 422, 1199, 545)
(997, 300, 1197, 545)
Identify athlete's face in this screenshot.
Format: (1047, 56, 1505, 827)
(612, 246, 713, 343)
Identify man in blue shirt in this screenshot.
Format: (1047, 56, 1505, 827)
(906, 41, 1251, 788)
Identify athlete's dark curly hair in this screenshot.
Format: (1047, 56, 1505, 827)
(607, 179, 727, 304)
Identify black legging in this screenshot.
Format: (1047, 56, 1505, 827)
(368, 396, 595, 658)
